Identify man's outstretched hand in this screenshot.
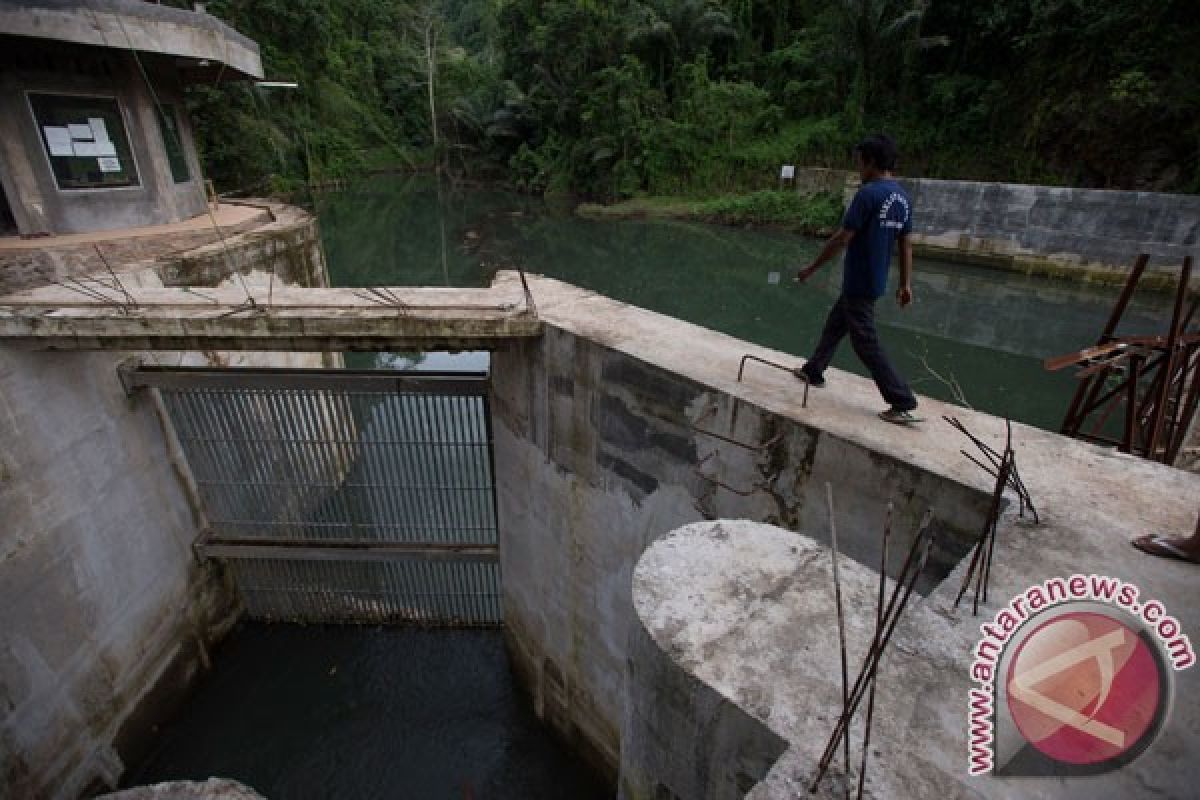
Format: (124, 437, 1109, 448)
(896, 285, 913, 307)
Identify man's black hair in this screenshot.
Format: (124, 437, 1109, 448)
(853, 133, 899, 172)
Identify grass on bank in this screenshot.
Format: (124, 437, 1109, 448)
(576, 189, 844, 236)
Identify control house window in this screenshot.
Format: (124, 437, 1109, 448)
(156, 104, 191, 183)
(29, 93, 139, 189)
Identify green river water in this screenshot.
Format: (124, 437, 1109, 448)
(319, 174, 1171, 431)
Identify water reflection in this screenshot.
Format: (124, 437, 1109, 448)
(319, 176, 1173, 430)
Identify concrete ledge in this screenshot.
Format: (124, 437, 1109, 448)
(0, 0, 262, 80)
(0, 285, 541, 351)
(0, 201, 286, 295)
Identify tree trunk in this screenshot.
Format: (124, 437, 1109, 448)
(425, 17, 439, 166)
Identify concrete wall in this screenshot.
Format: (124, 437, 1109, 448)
(794, 168, 1200, 289)
(491, 322, 993, 781)
(622, 547, 789, 800)
(0, 208, 328, 799)
(0, 345, 238, 798)
(0, 40, 209, 235)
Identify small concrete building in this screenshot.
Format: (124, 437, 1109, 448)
(0, 0, 263, 236)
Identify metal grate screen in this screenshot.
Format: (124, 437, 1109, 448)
(141, 367, 501, 625)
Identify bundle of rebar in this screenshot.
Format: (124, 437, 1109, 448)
(948, 416, 1035, 616)
(945, 415, 1037, 523)
(810, 487, 936, 797)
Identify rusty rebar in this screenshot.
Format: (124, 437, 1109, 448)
(810, 511, 937, 793)
(737, 354, 810, 408)
(945, 415, 1038, 524)
(856, 502, 891, 800)
(825, 483, 851, 800)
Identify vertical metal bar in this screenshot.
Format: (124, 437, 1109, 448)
(256, 388, 295, 536)
(478, 394, 495, 543)
(1163, 343, 1194, 461)
(393, 392, 421, 541)
(293, 390, 326, 539)
(284, 389, 319, 538)
(225, 388, 263, 538)
(178, 389, 227, 532)
(266, 388, 309, 537)
(1101, 254, 1150, 338)
(237, 388, 281, 537)
(337, 391, 366, 537)
(319, 388, 359, 541)
(470, 394, 488, 544)
(483, 391, 501, 549)
(306, 389, 344, 540)
(1062, 255, 1149, 435)
(1146, 256, 1192, 461)
(1122, 354, 1140, 454)
(379, 390, 405, 542)
(352, 391, 377, 541)
(1168, 345, 1200, 464)
(445, 395, 468, 543)
(463, 395, 480, 542)
(434, 393, 456, 544)
(418, 392, 448, 544)
(353, 391, 380, 540)
(200, 388, 245, 536)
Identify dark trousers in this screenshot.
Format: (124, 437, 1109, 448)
(802, 294, 917, 410)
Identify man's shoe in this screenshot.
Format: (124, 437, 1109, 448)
(879, 407, 924, 424)
(792, 367, 825, 387)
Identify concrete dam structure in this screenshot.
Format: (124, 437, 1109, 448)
(0, 5, 1196, 790)
(2, 267, 1197, 799)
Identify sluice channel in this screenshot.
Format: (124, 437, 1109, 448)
(116, 356, 612, 798)
(120, 625, 610, 799)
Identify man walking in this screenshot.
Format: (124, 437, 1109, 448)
(794, 133, 920, 424)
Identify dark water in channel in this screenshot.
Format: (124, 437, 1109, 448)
(319, 174, 1174, 430)
(122, 626, 610, 799)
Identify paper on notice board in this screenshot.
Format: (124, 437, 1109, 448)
(43, 126, 74, 156)
(68, 123, 93, 140)
(97, 157, 121, 173)
(96, 140, 117, 157)
(73, 141, 102, 157)
(88, 118, 110, 142)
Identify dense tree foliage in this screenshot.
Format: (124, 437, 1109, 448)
(187, 0, 1200, 197)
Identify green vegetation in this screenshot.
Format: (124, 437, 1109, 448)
(579, 190, 843, 234)
(188, 0, 1200, 198)
(696, 190, 843, 232)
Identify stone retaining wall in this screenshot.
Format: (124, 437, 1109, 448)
(794, 168, 1200, 290)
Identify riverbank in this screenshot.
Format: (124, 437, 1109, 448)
(577, 176, 1200, 295)
(576, 190, 842, 237)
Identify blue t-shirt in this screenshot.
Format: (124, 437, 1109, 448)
(840, 179, 912, 299)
